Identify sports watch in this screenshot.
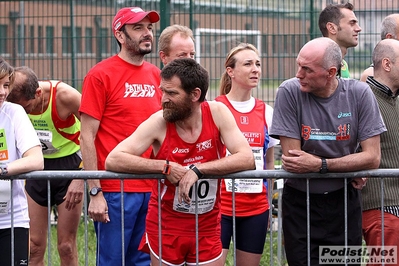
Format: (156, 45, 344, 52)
(0, 163, 8, 176)
(189, 164, 204, 179)
(319, 158, 328, 174)
(89, 187, 103, 196)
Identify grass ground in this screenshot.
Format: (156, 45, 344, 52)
(45, 219, 96, 265)
(45, 219, 287, 266)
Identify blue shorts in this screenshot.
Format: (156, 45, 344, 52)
(221, 210, 269, 254)
(94, 192, 151, 266)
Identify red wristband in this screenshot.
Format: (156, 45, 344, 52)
(162, 160, 171, 175)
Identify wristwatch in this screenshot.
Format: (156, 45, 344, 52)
(0, 164, 8, 176)
(189, 164, 204, 179)
(89, 187, 102, 196)
(319, 158, 328, 174)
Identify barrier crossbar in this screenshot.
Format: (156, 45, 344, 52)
(6, 169, 399, 266)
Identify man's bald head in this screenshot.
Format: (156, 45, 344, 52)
(373, 39, 399, 72)
(381, 14, 399, 40)
(299, 37, 342, 71)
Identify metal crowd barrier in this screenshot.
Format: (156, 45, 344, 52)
(7, 169, 399, 266)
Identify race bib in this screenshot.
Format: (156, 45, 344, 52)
(36, 130, 58, 154)
(252, 147, 264, 170)
(173, 179, 218, 214)
(0, 180, 11, 214)
(227, 146, 264, 170)
(224, 178, 263, 193)
(224, 146, 264, 193)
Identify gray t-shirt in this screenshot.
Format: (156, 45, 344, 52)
(270, 78, 386, 193)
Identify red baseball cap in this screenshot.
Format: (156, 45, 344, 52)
(112, 7, 160, 34)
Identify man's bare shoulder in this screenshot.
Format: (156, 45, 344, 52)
(207, 100, 235, 128)
(146, 110, 166, 127)
(141, 110, 167, 144)
(360, 66, 373, 82)
(150, 109, 164, 119)
(44, 81, 81, 113)
(45, 80, 77, 91)
(43, 80, 80, 98)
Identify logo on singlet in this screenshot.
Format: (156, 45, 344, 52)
(196, 139, 212, 152)
(172, 147, 189, 154)
(123, 83, 156, 98)
(240, 116, 249, 125)
(242, 132, 261, 145)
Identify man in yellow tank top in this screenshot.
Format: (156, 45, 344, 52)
(7, 66, 82, 266)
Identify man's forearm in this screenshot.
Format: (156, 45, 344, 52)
(326, 152, 380, 172)
(196, 153, 255, 176)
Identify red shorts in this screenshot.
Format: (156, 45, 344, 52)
(139, 232, 222, 265)
(363, 209, 399, 246)
(363, 209, 399, 266)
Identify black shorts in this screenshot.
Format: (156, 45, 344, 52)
(282, 184, 362, 266)
(25, 152, 82, 207)
(221, 210, 269, 254)
(0, 227, 29, 266)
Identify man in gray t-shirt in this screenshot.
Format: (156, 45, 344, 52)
(270, 37, 386, 265)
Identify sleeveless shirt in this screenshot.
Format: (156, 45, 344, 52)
(215, 95, 270, 216)
(28, 81, 80, 159)
(146, 101, 226, 236)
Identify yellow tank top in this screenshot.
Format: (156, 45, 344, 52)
(28, 81, 80, 159)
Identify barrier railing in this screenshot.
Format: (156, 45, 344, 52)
(7, 169, 399, 266)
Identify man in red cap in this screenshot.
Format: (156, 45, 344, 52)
(79, 6, 161, 265)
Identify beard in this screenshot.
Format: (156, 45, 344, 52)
(124, 32, 152, 55)
(163, 99, 193, 123)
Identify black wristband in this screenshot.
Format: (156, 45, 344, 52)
(319, 158, 328, 174)
(189, 164, 204, 179)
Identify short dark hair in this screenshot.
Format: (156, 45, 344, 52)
(7, 66, 38, 103)
(160, 58, 208, 102)
(319, 2, 354, 36)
